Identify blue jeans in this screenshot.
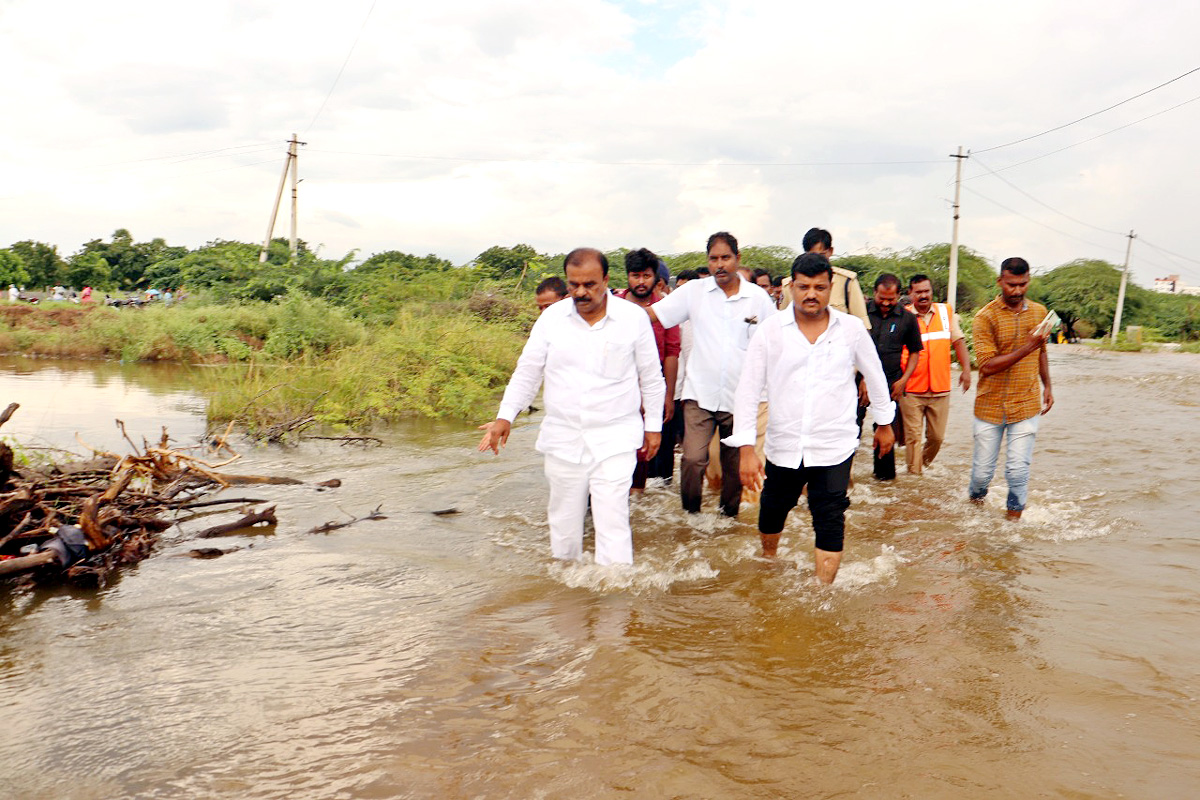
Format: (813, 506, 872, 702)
(969, 415, 1040, 511)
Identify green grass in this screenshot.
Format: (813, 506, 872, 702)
(2, 290, 537, 432)
(204, 300, 534, 432)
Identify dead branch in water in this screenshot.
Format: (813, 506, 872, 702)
(196, 506, 277, 538)
(307, 505, 387, 534)
(0, 407, 301, 586)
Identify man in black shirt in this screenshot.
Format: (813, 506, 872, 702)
(862, 273, 923, 480)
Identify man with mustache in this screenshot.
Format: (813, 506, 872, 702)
(898, 274, 972, 474)
(727, 252, 895, 583)
(648, 232, 777, 516)
(478, 248, 665, 565)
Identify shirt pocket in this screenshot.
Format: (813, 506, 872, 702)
(820, 341, 852, 372)
(739, 318, 760, 349)
(602, 339, 635, 379)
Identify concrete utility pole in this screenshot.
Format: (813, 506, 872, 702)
(947, 146, 969, 309)
(1111, 230, 1137, 341)
(259, 134, 306, 263)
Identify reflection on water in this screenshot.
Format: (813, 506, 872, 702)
(1, 346, 1199, 798)
(0, 355, 208, 454)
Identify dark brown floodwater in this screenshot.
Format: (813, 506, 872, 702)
(1, 347, 1198, 799)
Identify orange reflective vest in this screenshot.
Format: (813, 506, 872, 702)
(901, 303, 953, 393)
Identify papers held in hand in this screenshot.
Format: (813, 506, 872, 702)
(1032, 310, 1060, 339)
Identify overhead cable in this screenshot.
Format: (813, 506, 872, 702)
(969, 155, 1126, 236)
(968, 92, 1200, 178)
(303, 0, 379, 133)
(961, 185, 1123, 255)
(304, 147, 944, 168)
(973, 65, 1200, 154)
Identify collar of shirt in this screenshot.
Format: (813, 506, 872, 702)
(779, 306, 846, 341)
(565, 296, 612, 329)
(703, 275, 757, 302)
(866, 299, 905, 320)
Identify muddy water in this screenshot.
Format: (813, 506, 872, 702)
(1, 347, 1198, 799)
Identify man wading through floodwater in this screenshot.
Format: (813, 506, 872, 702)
(478, 248, 665, 565)
(725, 252, 895, 584)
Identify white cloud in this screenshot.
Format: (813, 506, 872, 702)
(1, 0, 1199, 287)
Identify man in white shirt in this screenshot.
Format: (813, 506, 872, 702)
(478, 248, 665, 565)
(649, 232, 778, 517)
(726, 252, 895, 584)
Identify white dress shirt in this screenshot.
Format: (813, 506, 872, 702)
(496, 294, 666, 464)
(652, 276, 778, 412)
(724, 307, 895, 468)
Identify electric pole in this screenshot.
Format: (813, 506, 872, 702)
(1110, 230, 1137, 341)
(947, 146, 968, 309)
(259, 134, 306, 263)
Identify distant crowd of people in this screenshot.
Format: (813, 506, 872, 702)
(7, 284, 179, 307)
(480, 228, 1054, 584)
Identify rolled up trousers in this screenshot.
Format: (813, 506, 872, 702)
(543, 450, 637, 565)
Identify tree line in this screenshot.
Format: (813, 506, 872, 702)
(3, 230, 1197, 341)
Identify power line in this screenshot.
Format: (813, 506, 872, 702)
(303, 147, 945, 168)
(302, 0, 378, 134)
(1138, 237, 1200, 269)
(90, 141, 278, 170)
(961, 184, 1124, 255)
(967, 92, 1200, 177)
(969, 154, 1126, 236)
(973, 65, 1200, 154)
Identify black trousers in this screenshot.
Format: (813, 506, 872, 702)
(758, 456, 853, 552)
(861, 379, 905, 481)
(649, 399, 683, 482)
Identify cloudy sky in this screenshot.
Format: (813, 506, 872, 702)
(3, 0, 1199, 288)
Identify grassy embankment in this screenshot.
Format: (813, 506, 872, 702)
(0, 292, 535, 433)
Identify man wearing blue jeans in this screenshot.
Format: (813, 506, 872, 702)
(969, 257, 1054, 520)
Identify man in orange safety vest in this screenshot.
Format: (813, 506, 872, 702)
(899, 274, 972, 474)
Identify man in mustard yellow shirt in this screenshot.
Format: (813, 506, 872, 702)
(969, 257, 1054, 520)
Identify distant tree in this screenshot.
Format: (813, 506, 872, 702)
(1031, 259, 1134, 338)
(63, 251, 113, 291)
(8, 240, 65, 288)
(835, 244, 995, 314)
(71, 229, 188, 290)
(740, 245, 797, 277)
(0, 249, 31, 288)
(355, 251, 455, 275)
(662, 250, 707, 274)
(473, 244, 543, 279)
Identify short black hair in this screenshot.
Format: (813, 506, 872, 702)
(999, 257, 1030, 276)
(802, 227, 833, 253)
(908, 273, 931, 289)
(791, 251, 833, 280)
(752, 267, 770, 280)
(624, 248, 659, 275)
(770, 275, 784, 288)
(874, 273, 902, 292)
(677, 269, 699, 282)
(706, 231, 739, 256)
(696, 266, 711, 276)
(536, 276, 567, 298)
(563, 247, 609, 276)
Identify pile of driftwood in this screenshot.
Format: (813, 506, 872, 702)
(0, 404, 292, 588)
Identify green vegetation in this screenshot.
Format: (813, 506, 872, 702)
(3, 230, 1198, 434)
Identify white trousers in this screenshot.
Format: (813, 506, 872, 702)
(543, 450, 637, 565)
